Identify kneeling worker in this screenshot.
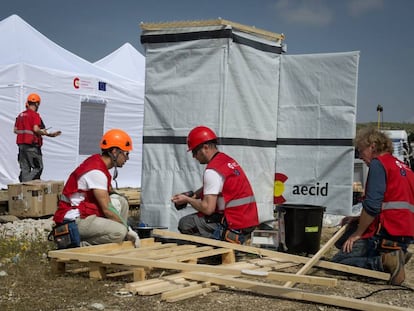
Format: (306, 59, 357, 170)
(332, 127, 414, 285)
(171, 126, 259, 244)
(53, 129, 140, 247)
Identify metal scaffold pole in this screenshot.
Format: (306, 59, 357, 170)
(376, 104, 383, 129)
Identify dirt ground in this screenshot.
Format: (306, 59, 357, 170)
(0, 226, 413, 311)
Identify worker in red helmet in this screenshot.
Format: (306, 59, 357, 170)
(171, 126, 259, 244)
(14, 93, 61, 181)
(52, 129, 140, 249)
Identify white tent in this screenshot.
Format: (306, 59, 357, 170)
(0, 15, 144, 189)
(94, 42, 145, 83)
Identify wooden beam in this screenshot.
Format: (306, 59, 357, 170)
(241, 270, 337, 287)
(284, 224, 348, 288)
(151, 230, 389, 281)
(161, 282, 219, 302)
(140, 19, 285, 42)
(183, 272, 411, 311)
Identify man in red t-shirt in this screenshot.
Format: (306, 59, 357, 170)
(14, 93, 61, 181)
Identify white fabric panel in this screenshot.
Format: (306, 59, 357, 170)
(222, 42, 280, 222)
(141, 32, 281, 229)
(0, 86, 20, 188)
(141, 39, 228, 230)
(278, 52, 359, 139)
(275, 145, 354, 215)
(144, 39, 228, 135)
(276, 52, 359, 216)
(140, 26, 360, 230)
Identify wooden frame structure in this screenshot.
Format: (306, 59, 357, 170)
(48, 230, 410, 311)
(140, 18, 285, 43)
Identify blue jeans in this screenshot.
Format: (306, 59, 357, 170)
(332, 238, 383, 271)
(332, 235, 410, 272)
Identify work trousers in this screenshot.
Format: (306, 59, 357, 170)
(75, 194, 129, 245)
(18, 144, 43, 182)
(332, 235, 409, 272)
(178, 213, 220, 239)
(332, 239, 383, 271)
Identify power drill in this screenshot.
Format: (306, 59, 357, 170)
(174, 191, 194, 210)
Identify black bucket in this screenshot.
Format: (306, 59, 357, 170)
(277, 204, 326, 255)
(132, 226, 168, 239)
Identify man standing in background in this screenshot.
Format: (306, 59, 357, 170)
(14, 93, 61, 181)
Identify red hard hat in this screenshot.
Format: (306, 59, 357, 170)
(187, 126, 217, 151)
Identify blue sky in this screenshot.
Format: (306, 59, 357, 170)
(1, 0, 413, 123)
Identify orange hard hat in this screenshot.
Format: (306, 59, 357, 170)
(100, 129, 133, 151)
(27, 93, 41, 104)
(26, 93, 41, 108)
(187, 126, 217, 151)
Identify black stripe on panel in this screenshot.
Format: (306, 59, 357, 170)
(143, 136, 352, 147)
(232, 34, 283, 54)
(141, 30, 283, 54)
(277, 138, 353, 146)
(143, 136, 187, 144)
(140, 29, 233, 44)
(220, 137, 276, 148)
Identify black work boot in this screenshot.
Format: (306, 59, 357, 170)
(381, 249, 405, 285)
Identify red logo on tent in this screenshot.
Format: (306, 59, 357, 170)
(274, 173, 288, 204)
(73, 77, 80, 89)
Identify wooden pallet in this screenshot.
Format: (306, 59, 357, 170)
(47, 230, 409, 311)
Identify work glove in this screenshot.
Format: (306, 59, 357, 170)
(126, 226, 141, 248)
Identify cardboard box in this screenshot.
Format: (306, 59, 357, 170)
(8, 180, 64, 217)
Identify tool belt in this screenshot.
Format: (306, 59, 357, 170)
(48, 220, 80, 249)
(375, 226, 411, 252)
(212, 216, 256, 245)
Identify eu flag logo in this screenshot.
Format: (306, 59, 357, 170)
(98, 81, 106, 91)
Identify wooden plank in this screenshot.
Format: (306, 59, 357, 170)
(48, 250, 335, 287)
(183, 272, 411, 311)
(152, 230, 389, 281)
(143, 244, 200, 260)
(89, 264, 106, 280)
(284, 224, 348, 288)
(165, 247, 233, 262)
(116, 187, 141, 205)
(105, 243, 181, 258)
(125, 273, 187, 290)
(140, 19, 285, 42)
(133, 268, 146, 281)
(48, 250, 251, 275)
(241, 270, 337, 287)
(136, 278, 195, 295)
(161, 283, 219, 302)
(50, 258, 66, 274)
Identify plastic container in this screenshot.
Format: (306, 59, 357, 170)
(276, 204, 326, 255)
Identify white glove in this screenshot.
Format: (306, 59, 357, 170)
(127, 227, 141, 248)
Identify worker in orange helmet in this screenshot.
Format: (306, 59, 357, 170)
(171, 126, 259, 244)
(14, 93, 61, 181)
(52, 129, 140, 249)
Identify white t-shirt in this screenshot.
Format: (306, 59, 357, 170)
(203, 169, 225, 211)
(64, 169, 107, 219)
